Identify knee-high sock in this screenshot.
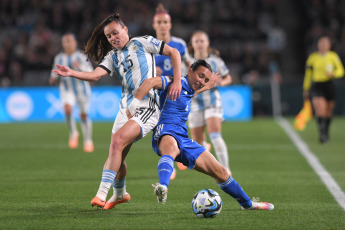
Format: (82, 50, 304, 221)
(317, 117, 327, 135)
(66, 114, 77, 135)
(209, 132, 230, 172)
(217, 176, 252, 208)
(158, 155, 174, 188)
(96, 169, 117, 201)
(81, 117, 92, 141)
(112, 178, 126, 197)
(325, 118, 331, 136)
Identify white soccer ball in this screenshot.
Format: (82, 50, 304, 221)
(191, 189, 222, 218)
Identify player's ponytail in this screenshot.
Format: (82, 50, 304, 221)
(85, 13, 126, 62)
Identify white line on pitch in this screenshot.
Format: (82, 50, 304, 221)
(277, 117, 345, 211)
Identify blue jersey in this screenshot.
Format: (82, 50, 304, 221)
(155, 36, 190, 76)
(157, 76, 194, 130)
(152, 75, 206, 169)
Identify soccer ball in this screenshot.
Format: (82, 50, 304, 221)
(191, 189, 222, 218)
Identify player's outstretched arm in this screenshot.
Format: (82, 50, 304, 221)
(194, 72, 220, 96)
(126, 77, 163, 118)
(162, 44, 182, 101)
(52, 65, 108, 82)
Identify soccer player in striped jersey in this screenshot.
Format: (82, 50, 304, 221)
(188, 31, 232, 175)
(50, 33, 94, 153)
(53, 13, 182, 210)
(303, 35, 344, 143)
(152, 3, 191, 176)
(126, 60, 274, 211)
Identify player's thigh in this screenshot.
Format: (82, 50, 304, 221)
(194, 151, 228, 182)
(111, 120, 142, 149)
(159, 135, 180, 158)
(206, 117, 222, 133)
(312, 97, 327, 116)
(190, 126, 205, 144)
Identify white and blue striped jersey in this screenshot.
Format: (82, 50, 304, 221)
(190, 54, 229, 112)
(99, 35, 164, 109)
(51, 50, 93, 97)
(155, 36, 190, 76)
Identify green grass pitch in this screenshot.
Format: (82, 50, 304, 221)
(0, 118, 345, 229)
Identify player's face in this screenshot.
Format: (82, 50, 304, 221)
(62, 35, 77, 54)
(104, 21, 129, 50)
(191, 33, 209, 53)
(188, 66, 212, 91)
(317, 37, 331, 54)
(152, 14, 172, 36)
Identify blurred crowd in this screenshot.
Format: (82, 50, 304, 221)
(0, 0, 283, 87)
(0, 0, 344, 88)
(300, 0, 345, 64)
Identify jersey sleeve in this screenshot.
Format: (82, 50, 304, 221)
(160, 76, 173, 91)
(303, 53, 314, 91)
(98, 51, 115, 75)
(135, 36, 165, 55)
(331, 52, 345, 79)
(216, 57, 230, 78)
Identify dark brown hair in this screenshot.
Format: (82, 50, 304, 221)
(153, 3, 171, 21)
(85, 13, 126, 62)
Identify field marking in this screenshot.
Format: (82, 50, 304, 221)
(277, 118, 345, 211)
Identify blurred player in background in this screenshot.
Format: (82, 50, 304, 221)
(126, 60, 274, 210)
(303, 35, 344, 143)
(53, 13, 182, 210)
(188, 31, 232, 174)
(50, 33, 94, 153)
(152, 3, 191, 177)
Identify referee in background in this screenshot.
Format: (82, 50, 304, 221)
(303, 35, 344, 143)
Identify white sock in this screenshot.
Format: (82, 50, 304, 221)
(81, 118, 92, 141)
(66, 114, 77, 135)
(108, 178, 127, 202)
(96, 169, 117, 201)
(209, 132, 231, 172)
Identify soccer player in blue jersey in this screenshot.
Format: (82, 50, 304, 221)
(50, 33, 95, 153)
(126, 60, 274, 210)
(53, 13, 182, 210)
(152, 3, 191, 176)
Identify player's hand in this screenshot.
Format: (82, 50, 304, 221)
(168, 80, 182, 101)
(126, 98, 140, 119)
(126, 108, 136, 119)
(49, 77, 55, 85)
(52, 64, 73, 77)
(207, 72, 220, 90)
(156, 66, 163, 76)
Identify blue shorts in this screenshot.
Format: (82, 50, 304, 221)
(152, 123, 206, 169)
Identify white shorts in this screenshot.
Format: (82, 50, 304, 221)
(112, 97, 160, 139)
(60, 88, 90, 114)
(188, 106, 223, 128)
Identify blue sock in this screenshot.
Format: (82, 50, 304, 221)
(158, 155, 174, 188)
(217, 176, 252, 208)
(102, 169, 117, 183)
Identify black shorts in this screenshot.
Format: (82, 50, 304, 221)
(310, 81, 336, 101)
